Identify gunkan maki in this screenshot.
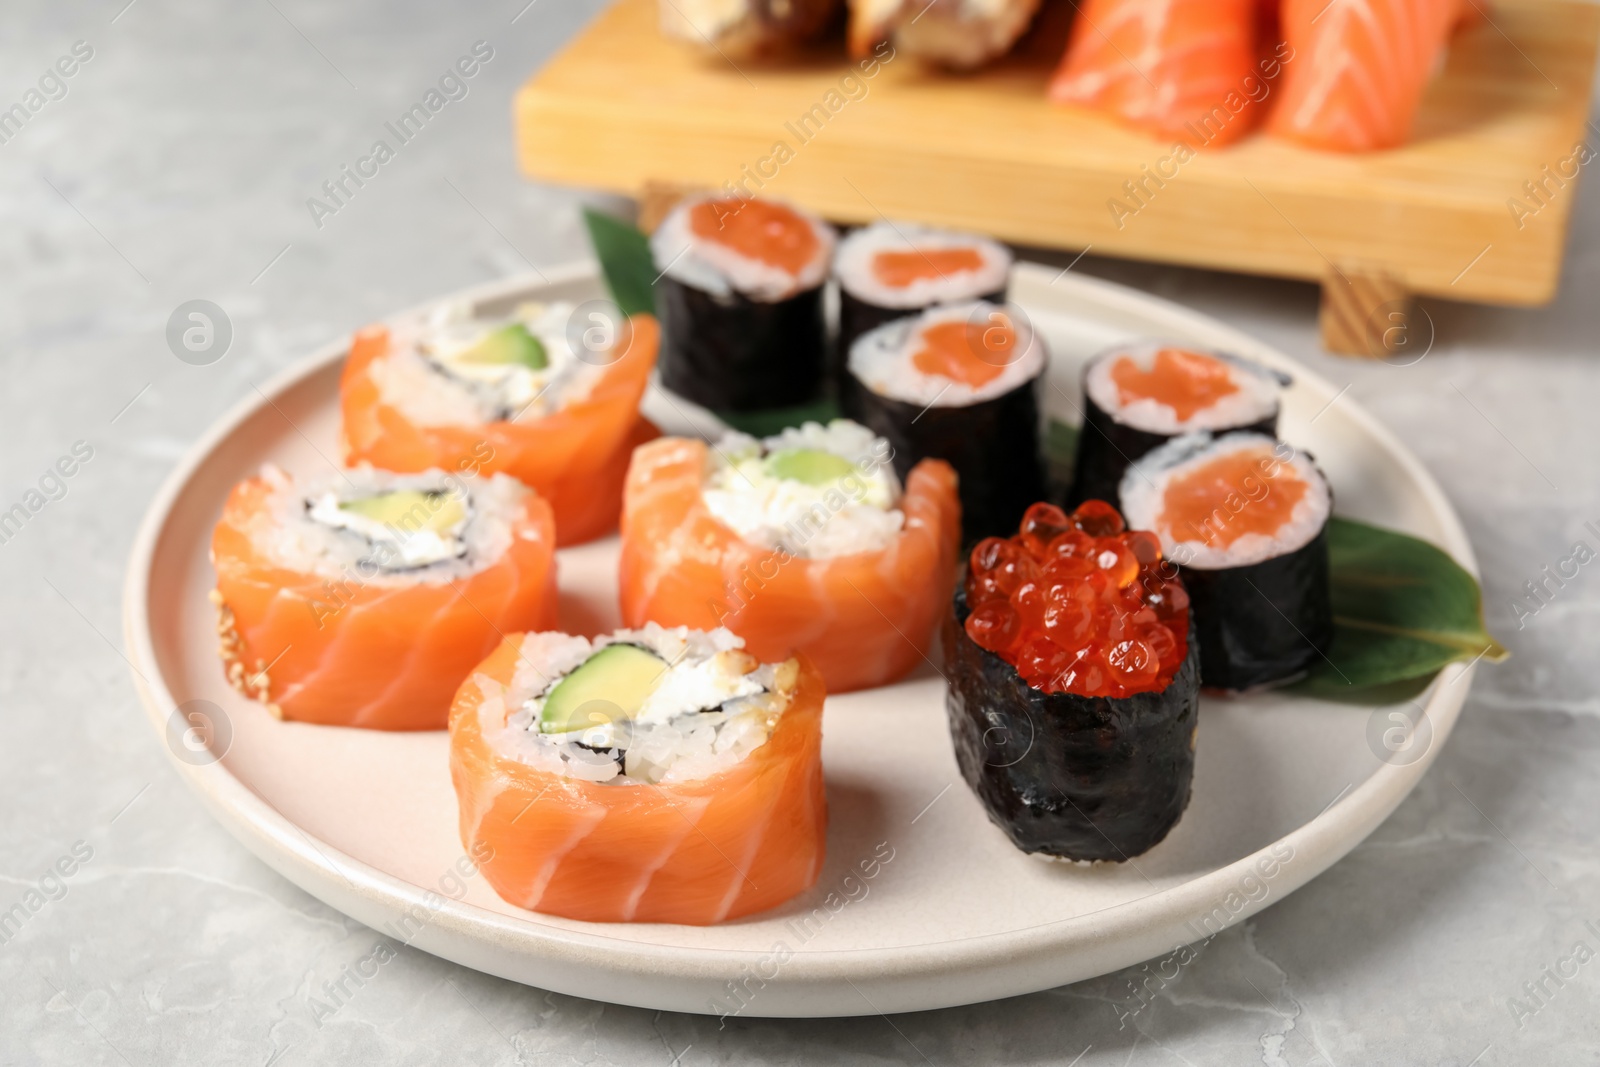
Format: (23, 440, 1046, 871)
(841, 300, 1047, 543)
(1120, 432, 1333, 692)
(832, 221, 1012, 358)
(649, 195, 836, 413)
(945, 500, 1199, 862)
(1072, 344, 1283, 509)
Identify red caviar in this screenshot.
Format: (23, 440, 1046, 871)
(964, 500, 1190, 699)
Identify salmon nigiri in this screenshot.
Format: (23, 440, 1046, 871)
(450, 627, 826, 924)
(1050, 0, 1276, 148)
(1268, 0, 1459, 152)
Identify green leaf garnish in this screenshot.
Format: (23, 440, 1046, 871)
(1291, 517, 1506, 701)
(581, 207, 655, 318)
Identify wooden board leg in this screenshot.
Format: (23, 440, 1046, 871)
(1320, 267, 1415, 359)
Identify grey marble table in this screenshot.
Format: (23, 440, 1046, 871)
(2, 1, 1597, 1063)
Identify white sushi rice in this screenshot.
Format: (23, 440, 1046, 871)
(848, 300, 1046, 407)
(650, 194, 836, 302)
(1084, 343, 1281, 436)
(368, 300, 606, 426)
(700, 419, 904, 559)
(1119, 433, 1331, 571)
(834, 221, 1011, 310)
(490, 624, 795, 786)
(245, 464, 528, 585)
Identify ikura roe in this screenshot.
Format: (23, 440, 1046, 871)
(964, 501, 1190, 699)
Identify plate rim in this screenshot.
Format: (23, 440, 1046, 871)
(122, 260, 1478, 1015)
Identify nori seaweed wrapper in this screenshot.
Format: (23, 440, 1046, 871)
(836, 286, 1006, 376)
(944, 584, 1200, 861)
(1070, 380, 1278, 511)
(840, 369, 1045, 544)
(656, 275, 827, 413)
(1180, 520, 1333, 692)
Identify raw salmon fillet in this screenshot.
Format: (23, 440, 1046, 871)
(340, 315, 660, 546)
(1050, 0, 1269, 147)
(450, 636, 827, 924)
(210, 474, 559, 730)
(618, 437, 962, 694)
(1268, 0, 1459, 152)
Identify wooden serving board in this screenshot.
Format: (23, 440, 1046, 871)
(516, 0, 1600, 355)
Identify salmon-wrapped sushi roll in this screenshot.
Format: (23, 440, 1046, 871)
(620, 420, 962, 693)
(210, 465, 558, 730)
(339, 302, 659, 545)
(450, 625, 826, 924)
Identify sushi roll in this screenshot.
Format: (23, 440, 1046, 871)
(449, 624, 826, 924)
(1120, 432, 1333, 692)
(849, 0, 1043, 69)
(619, 420, 961, 693)
(339, 302, 660, 546)
(945, 501, 1199, 861)
(658, 0, 841, 58)
(210, 465, 558, 730)
(650, 195, 836, 413)
(841, 301, 1047, 543)
(1072, 344, 1282, 509)
(833, 221, 1012, 360)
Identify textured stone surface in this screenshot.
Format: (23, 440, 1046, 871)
(2, 1, 1598, 1063)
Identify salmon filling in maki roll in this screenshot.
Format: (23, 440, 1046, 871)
(1121, 432, 1333, 692)
(339, 304, 659, 545)
(842, 301, 1047, 542)
(833, 221, 1012, 359)
(650, 195, 836, 413)
(210, 465, 558, 730)
(449, 625, 826, 924)
(946, 501, 1199, 861)
(1073, 344, 1281, 509)
(620, 420, 961, 693)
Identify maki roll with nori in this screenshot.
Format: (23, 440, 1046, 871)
(841, 300, 1047, 542)
(1072, 344, 1282, 509)
(1120, 432, 1333, 692)
(650, 195, 836, 413)
(945, 501, 1199, 861)
(833, 221, 1011, 357)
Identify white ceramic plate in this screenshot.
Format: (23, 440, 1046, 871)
(124, 262, 1477, 1018)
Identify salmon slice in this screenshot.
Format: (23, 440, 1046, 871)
(211, 476, 559, 730)
(618, 437, 962, 694)
(449, 637, 827, 924)
(340, 315, 660, 547)
(1268, 0, 1458, 152)
(1050, 0, 1271, 147)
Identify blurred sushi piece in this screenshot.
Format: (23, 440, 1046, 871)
(1268, 0, 1459, 152)
(841, 300, 1046, 542)
(339, 303, 659, 546)
(450, 624, 827, 923)
(833, 221, 1012, 361)
(1121, 432, 1333, 691)
(945, 501, 1199, 861)
(849, 0, 1043, 70)
(1049, 0, 1274, 147)
(659, 0, 842, 58)
(210, 465, 558, 730)
(619, 420, 961, 693)
(1072, 343, 1283, 509)
(650, 194, 836, 413)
